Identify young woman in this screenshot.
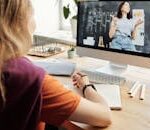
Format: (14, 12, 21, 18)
(0, 0, 111, 130)
(109, 1, 143, 51)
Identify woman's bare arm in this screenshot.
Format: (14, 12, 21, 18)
(69, 73, 112, 127)
(132, 19, 143, 39)
(109, 16, 117, 39)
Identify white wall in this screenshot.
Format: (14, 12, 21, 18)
(60, 0, 77, 30)
(32, 0, 60, 36)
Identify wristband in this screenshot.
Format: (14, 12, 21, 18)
(82, 84, 97, 97)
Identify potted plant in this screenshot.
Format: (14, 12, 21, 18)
(63, 0, 78, 38)
(67, 44, 76, 59)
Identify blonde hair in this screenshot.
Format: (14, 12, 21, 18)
(0, 0, 33, 108)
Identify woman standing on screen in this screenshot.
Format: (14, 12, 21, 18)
(109, 1, 143, 51)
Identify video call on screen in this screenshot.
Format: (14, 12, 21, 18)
(77, 1, 150, 54)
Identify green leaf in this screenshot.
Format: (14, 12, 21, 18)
(69, 47, 75, 51)
(74, 0, 78, 5)
(72, 15, 77, 19)
(63, 5, 70, 19)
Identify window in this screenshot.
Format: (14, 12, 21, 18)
(60, 0, 77, 30)
(32, 0, 60, 35)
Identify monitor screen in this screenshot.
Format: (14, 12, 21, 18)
(77, 1, 150, 58)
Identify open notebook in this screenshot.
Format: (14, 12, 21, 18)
(65, 84, 122, 110)
(95, 84, 122, 110)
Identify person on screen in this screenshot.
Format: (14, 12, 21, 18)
(109, 1, 143, 51)
(0, 0, 111, 130)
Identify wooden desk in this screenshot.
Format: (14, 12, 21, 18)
(52, 57, 150, 130)
(28, 52, 150, 130)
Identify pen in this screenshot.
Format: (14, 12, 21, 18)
(77, 72, 87, 77)
(81, 74, 88, 77)
(128, 81, 140, 94)
(130, 83, 141, 98)
(139, 84, 146, 100)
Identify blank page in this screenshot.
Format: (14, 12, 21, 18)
(95, 84, 122, 110)
(65, 83, 122, 110)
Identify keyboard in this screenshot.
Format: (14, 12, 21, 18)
(81, 69, 126, 85)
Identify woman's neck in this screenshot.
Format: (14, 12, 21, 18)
(122, 12, 127, 18)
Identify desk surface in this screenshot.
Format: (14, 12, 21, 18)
(28, 49, 150, 130)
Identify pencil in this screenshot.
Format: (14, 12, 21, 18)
(139, 84, 146, 100)
(128, 81, 140, 94)
(130, 83, 141, 98)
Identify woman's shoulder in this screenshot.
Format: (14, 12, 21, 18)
(4, 57, 40, 73)
(111, 15, 119, 21)
(3, 57, 45, 85)
(2, 57, 46, 111)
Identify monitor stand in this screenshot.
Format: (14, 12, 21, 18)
(96, 62, 128, 76)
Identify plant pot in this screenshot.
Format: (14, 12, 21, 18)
(70, 19, 77, 38)
(67, 50, 75, 59)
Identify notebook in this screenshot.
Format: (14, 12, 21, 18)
(65, 84, 122, 110)
(32, 59, 76, 76)
(95, 84, 122, 110)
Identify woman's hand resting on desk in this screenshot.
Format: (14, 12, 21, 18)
(70, 72, 112, 127)
(72, 72, 90, 89)
(72, 72, 97, 96)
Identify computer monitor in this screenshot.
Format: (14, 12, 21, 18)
(76, 0, 150, 75)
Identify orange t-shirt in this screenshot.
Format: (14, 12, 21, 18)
(37, 75, 80, 129)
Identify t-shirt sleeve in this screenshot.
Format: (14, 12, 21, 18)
(40, 75, 81, 126)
